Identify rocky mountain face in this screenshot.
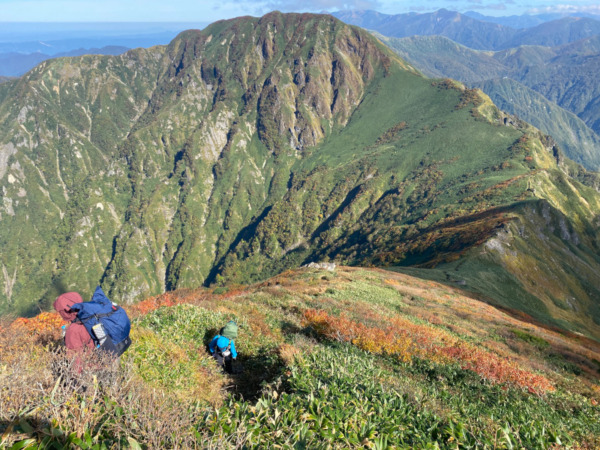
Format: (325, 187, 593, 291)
(0, 12, 397, 311)
(1, 13, 600, 339)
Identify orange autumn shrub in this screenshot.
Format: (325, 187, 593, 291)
(304, 309, 555, 394)
(8, 312, 65, 342)
(303, 309, 416, 363)
(388, 316, 453, 360)
(440, 344, 554, 394)
(130, 292, 181, 316)
(1, 314, 62, 365)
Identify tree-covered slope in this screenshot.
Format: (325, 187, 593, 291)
(1, 13, 600, 341)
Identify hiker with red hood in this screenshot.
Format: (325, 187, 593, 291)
(53, 286, 132, 356)
(54, 292, 95, 352)
(53, 287, 131, 386)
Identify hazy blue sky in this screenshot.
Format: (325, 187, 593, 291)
(1, 0, 599, 22)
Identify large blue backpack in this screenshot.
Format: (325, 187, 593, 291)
(70, 286, 132, 356)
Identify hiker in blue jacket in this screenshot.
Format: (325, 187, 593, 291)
(209, 321, 238, 373)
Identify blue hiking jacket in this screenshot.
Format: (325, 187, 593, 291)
(209, 335, 237, 358)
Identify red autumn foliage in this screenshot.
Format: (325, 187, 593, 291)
(304, 308, 555, 394)
(129, 292, 181, 316)
(9, 312, 66, 335)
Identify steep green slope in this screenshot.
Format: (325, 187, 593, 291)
(0, 47, 169, 312)
(475, 78, 600, 170)
(0, 12, 406, 313)
(380, 34, 600, 170)
(0, 13, 600, 342)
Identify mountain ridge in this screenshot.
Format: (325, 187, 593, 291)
(380, 33, 600, 169)
(1, 12, 600, 342)
(0, 46, 130, 77)
(333, 9, 600, 50)
(464, 10, 600, 28)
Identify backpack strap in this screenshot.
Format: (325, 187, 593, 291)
(73, 306, 119, 324)
(71, 306, 120, 346)
(92, 306, 119, 319)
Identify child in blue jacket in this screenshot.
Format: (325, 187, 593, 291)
(209, 321, 238, 373)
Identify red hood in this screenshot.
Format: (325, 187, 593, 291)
(53, 292, 83, 321)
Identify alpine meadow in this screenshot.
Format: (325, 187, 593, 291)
(1, 12, 600, 448)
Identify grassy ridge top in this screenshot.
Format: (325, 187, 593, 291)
(2, 266, 599, 447)
(378, 33, 600, 170)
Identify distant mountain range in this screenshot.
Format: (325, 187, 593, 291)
(0, 22, 208, 77)
(332, 9, 600, 50)
(464, 10, 600, 29)
(0, 46, 129, 77)
(0, 33, 181, 55)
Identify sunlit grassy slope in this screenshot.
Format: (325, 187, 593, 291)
(378, 33, 600, 171)
(2, 266, 599, 448)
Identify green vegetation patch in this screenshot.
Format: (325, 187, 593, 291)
(512, 328, 550, 349)
(125, 328, 220, 402)
(205, 343, 600, 448)
(139, 303, 229, 346)
(3, 267, 600, 448)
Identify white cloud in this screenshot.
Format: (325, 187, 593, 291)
(468, 3, 509, 10)
(211, 0, 382, 20)
(234, 0, 381, 13)
(275, 0, 379, 8)
(527, 4, 600, 14)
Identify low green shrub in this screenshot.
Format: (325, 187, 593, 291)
(512, 329, 550, 349)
